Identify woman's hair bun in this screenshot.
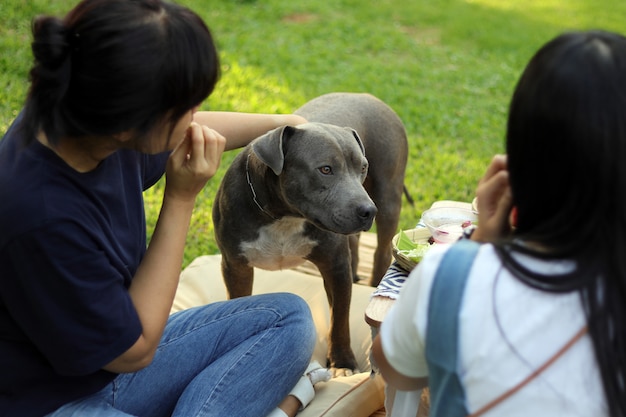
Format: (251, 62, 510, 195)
(24, 15, 75, 144)
(31, 16, 71, 70)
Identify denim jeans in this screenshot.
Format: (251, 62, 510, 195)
(46, 292, 316, 417)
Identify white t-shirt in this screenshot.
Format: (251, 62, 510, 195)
(380, 243, 607, 416)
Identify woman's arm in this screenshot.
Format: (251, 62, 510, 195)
(372, 333, 429, 391)
(194, 112, 307, 151)
(104, 123, 226, 373)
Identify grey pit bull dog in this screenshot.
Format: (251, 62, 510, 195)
(212, 92, 408, 374)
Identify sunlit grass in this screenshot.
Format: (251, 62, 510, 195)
(465, 0, 626, 32)
(2, 0, 625, 267)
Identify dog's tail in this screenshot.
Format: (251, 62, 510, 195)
(403, 185, 415, 206)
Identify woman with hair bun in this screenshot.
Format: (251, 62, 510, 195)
(0, 1, 322, 416)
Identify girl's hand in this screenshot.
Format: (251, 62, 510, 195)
(165, 122, 226, 203)
(472, 154, 514, 242)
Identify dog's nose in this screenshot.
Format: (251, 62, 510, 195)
(357, 204, 377, 221)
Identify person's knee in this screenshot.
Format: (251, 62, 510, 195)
(271, 293, 316, 350)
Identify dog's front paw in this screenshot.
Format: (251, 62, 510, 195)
(329, 366, 360, 378)
(327, 355, 360, 377)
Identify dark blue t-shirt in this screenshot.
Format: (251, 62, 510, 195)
(0, 116, 169, 417)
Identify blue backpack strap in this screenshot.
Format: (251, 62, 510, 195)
(425, 239, 480, 417)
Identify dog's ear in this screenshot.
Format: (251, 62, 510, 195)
(252, 125, 295, 175)
(348, 128, 366, 156)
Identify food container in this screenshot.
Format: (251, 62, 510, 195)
(391, 227, 432, 271)
(421, 206, 478, 243)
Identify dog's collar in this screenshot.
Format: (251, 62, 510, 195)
(246, 154, 278, 220)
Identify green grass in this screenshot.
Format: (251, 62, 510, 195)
(2, 0, 625, 267)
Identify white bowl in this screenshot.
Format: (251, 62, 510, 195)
(421, 206, 478, 243)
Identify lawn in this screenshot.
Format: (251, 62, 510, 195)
(2, 0, 625, 267)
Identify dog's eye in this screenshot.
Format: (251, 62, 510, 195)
(361, 164, 368, 174)
(318, 166, 333, 175)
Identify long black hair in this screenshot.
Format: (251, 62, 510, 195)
(501, 30, 626, 417)
(22, 0, 219, 146)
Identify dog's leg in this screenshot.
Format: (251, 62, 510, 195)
(367, 183, 404, 287)
(348, 233, 360, 283)
(370, 227, 395, 287)
(311, 248, 359, 376)
(221, 255, 254, 298)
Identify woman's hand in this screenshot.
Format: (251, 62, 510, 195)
(165, 122, 226, 202)
(472, 154, 514, 242)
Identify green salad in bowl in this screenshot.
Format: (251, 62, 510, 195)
(396, 230, 432, 262)
(391, 228, 433, 271)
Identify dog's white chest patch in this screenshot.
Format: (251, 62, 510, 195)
(239, 217, 316, 270)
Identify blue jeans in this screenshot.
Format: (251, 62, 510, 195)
(46, 293, 316, 417)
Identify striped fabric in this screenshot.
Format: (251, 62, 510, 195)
(372, 261, 409, 299)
